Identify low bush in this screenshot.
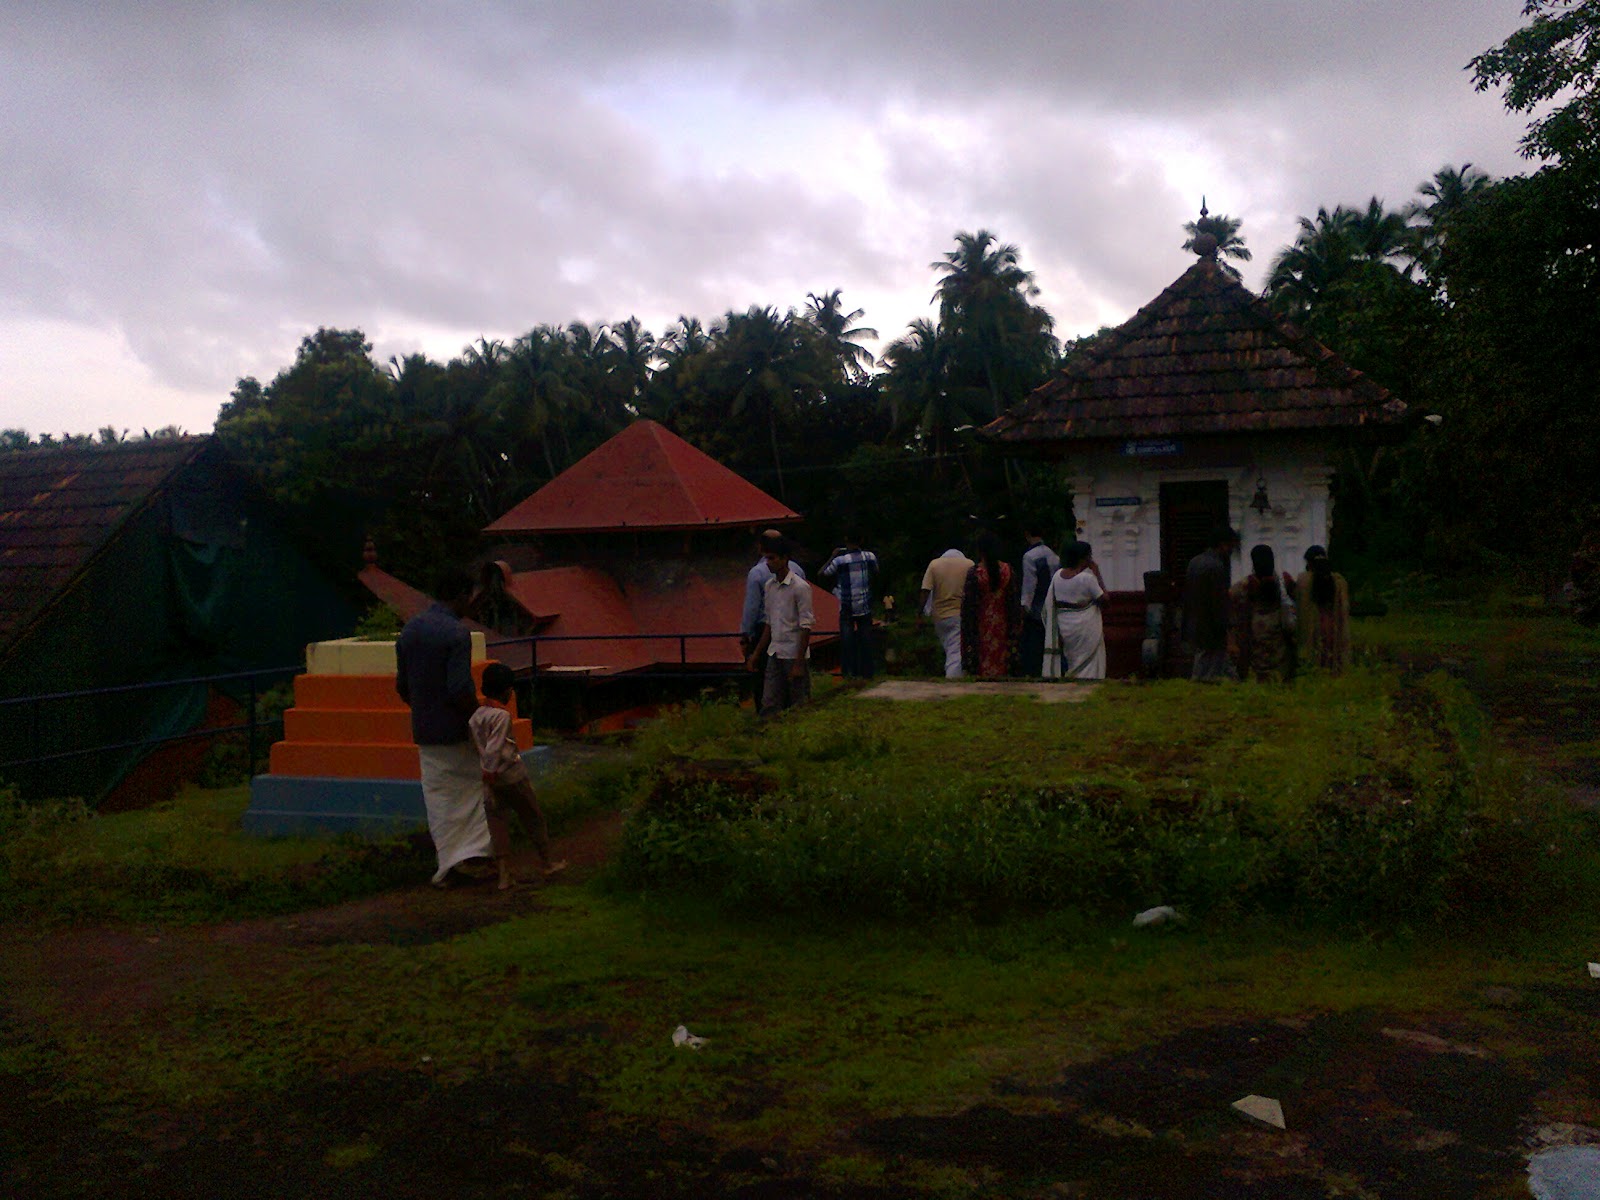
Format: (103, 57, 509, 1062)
(612, 670, 1584, 926)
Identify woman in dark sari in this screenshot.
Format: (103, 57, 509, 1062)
(961, 533, 1017, 678)
(1231, 544, 1297, 682)
(1295, 545, 1351, 673)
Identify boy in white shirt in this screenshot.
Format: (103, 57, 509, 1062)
(469, 663, 566, 890)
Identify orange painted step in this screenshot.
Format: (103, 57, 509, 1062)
(279, 709, 531, 748)
(294, 674, 407, 711)
(283, 708, 416, 745)
(294, 662, 507, 711)
(270, 741, 421, 780)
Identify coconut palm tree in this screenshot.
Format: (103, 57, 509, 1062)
(1267, 202, 1413, 319)
(930, 230, 1057, 421)
(931, 230, 1038, 319)
(603, 316, 658, 416)
(495, 326, 582, 477)
(803, 289, 879, 382)
(715, 305, 825, 500)
(1181, 208, 1252, 278)
(1407, 163, 1494, 284)
(879, 316, 993, 463)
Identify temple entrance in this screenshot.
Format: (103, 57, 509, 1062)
(1160, 480, 1230, 580)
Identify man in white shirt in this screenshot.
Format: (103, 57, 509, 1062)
(739, 528, 806, 654)
(745, 537, 814, 715)
(918, 547, 974, 678)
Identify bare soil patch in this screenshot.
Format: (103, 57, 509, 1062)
(865, 1008, 1596, 1197)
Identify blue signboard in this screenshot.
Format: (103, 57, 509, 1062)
(1122, 439, 1182, 457)
(1095, 497, 1143, 507)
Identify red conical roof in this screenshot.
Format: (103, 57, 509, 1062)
(484, 419, 799, 535)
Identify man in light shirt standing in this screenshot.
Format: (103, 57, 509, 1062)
(919, 546, 974, 678)
(739, 528, 807, 657)
(745, 537, 814, 716)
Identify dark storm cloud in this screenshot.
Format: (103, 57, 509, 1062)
(0, 1, 1532, 430)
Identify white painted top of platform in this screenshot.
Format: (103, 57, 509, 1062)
(305, 632, 487, 675)
(856, 680, 1099, 703)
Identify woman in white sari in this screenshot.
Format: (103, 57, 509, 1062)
(1042, 541, 1107, 680)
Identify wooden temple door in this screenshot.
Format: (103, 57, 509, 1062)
(1157, 480, 1230, 674)
(1160, 481, 1229, 580)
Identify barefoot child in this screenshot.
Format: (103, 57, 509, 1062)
(469, 663, 566, 890)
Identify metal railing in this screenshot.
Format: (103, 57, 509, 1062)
(486, 630, 752, 681)
(1, 633, 761, 794)
(0, 666, 304, 791)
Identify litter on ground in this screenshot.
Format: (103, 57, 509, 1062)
(1133, 906, 1180, 927)
(1231, 1095, 1286, 1129)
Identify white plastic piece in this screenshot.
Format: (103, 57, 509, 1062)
(1133, 905, 1180, 927)
(672, 1024, 708, 1049)
(1232, 1095, 1286, 1129)
(1587, 962, 1600, 979)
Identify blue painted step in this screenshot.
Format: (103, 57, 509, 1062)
(242, 747, 552, 837)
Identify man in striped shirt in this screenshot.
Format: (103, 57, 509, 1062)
(820, 533, 880, 679)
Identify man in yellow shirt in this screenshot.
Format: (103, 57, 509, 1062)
(919, 547, 974, 678)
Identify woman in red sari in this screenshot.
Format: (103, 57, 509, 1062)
(960, 533, 1017, 678)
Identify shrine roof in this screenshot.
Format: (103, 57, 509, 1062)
(986, 256, 1407, 446)
(484, 419, 799, 535)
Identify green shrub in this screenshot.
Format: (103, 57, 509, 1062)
(610, 670, 1579, 927)
(352, 603, 403, 640)
(193, 681, 297, 788)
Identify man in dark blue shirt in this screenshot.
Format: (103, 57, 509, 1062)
(396, 569, 492, 884)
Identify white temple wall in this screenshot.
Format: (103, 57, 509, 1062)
(1065, 439, 1335, 592)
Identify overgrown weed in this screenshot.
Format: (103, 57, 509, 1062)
(613, 667, 1590, 927)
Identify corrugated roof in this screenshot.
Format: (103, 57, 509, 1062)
(484, 419, 800, 535)
(986, 255, 1407, 445)
(0, 437, 208, 656)
(505, 566, 655, 673)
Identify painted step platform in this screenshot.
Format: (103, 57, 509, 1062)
(243, 747, 552, 837)
(242, 634, 540, 836)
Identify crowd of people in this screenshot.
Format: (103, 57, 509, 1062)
(1182, 524, 1352, 683)
(738, 522, 1355, 713)
(392, 527, 1353, 884)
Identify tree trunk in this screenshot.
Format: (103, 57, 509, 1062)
(767, 402, 787, 502)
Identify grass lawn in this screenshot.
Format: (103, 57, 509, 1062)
(2, 603, 1599, 1197)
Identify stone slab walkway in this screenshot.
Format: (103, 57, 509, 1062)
(855, 679, 1100, 703)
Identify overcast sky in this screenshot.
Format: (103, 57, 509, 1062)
(0, 1, 1533, 437)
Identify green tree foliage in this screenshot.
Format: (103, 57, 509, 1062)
(1417, 164, 1600, 570)
(1265, 200, 1438, 399)
(197, 231, 1073, 602)
(1281, 2, 1600, 581)
(1408, 163, 1494, 284)
(1470, 0, 1600, 171)
(930, 230, 1059, 424)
